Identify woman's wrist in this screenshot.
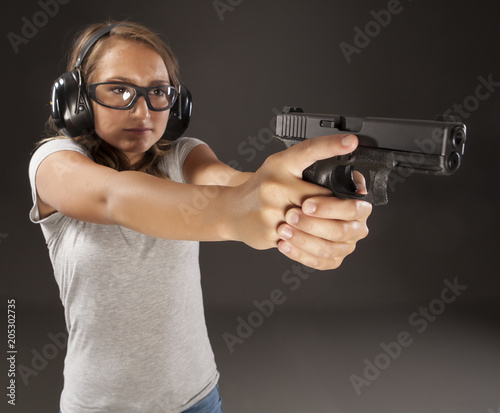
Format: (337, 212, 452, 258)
(215, 185, 241, 243)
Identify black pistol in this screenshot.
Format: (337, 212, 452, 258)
(274, 107, 466, 205)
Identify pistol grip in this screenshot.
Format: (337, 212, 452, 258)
(366, 169, 391, 206)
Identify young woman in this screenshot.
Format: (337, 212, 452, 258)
(28, 21, 371, 413)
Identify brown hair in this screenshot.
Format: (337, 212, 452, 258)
(38, 20, 181, 178)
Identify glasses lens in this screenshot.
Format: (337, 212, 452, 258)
(148, 86, 177, 110)
(95, 84, 135, 108)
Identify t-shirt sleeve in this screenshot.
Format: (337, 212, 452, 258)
(28, 137, 208, 225)
(28, 139, 90, 224)
(161, 137, 208, 183)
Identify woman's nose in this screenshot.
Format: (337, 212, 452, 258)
(129, 96, 151, 119)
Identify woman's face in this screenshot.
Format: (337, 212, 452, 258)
(90, 38, 171, 166)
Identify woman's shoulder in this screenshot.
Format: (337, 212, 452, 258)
(31, 137, 90, 159)
(160, 137, 208, 183)
(165, 137, 208, 161)
(171, 136, 207, 150)
(29, 137, 92, 183)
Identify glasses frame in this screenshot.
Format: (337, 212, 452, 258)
(88, 82, 178, 112)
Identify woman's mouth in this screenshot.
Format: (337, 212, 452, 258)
(123, 128, 152, 134)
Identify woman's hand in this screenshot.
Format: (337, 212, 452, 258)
(225, 134, 372, 269)
(276, 191, 371, 270)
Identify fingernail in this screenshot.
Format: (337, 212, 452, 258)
(342, 134, 356, 147)
(279, 226, 293, 240)
(279, 242, 291, 254)
(302, 201, 316, 215)
(287, 211, 299, 225)
(355, 182, 367, 194)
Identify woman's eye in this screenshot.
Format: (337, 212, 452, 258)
(111, 87, 126, 94)
(151, 88, 166, 97)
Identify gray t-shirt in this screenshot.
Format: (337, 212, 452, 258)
(28, 137, 219, 413)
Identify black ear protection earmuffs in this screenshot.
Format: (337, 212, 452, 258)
(50, 24, 192, 140)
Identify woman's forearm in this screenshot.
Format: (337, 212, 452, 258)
(106, 170, 235, 242)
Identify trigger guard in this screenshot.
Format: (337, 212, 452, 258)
(330, 165, 365, 199)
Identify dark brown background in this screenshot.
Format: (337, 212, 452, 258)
(2, 0, 499, 412)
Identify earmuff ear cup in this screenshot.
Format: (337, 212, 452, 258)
(163, 85, 192, 141)
(51, 69, 94, 138)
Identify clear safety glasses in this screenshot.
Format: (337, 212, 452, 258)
(88, 82, 178, 111)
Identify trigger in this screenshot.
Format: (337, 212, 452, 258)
(332, 165, 358, 195)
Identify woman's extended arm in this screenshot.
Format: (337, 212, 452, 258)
(35, 148, 245, 241)
(35, 134, 371, 269)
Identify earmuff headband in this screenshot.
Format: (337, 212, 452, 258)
(74, 24, 118, 69)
